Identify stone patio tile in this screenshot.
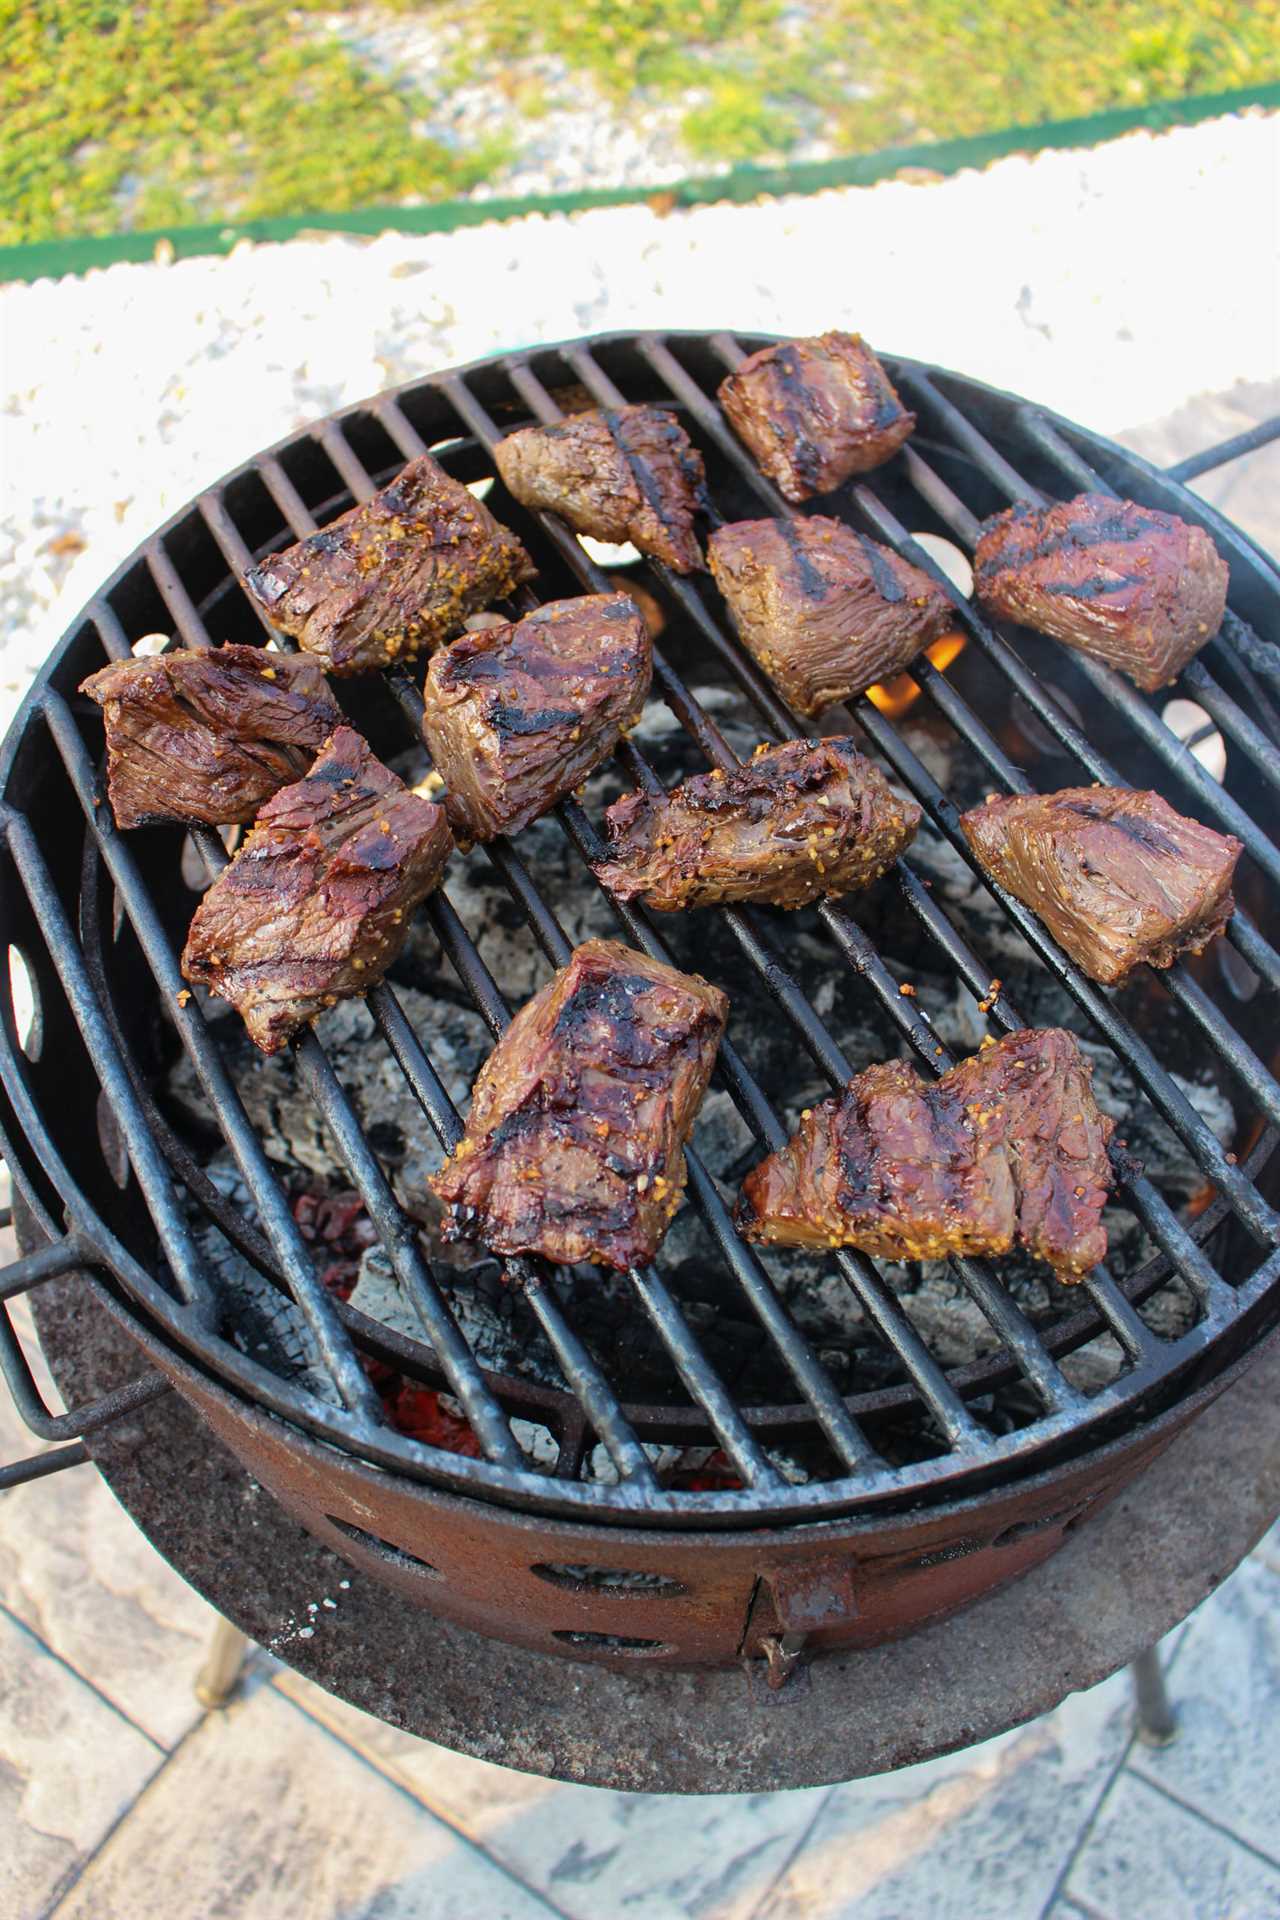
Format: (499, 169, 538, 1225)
(752, 1668, 1131, 1920)
(1128, 1555, 1280, 1866)
(0, 1606, 163, 1920)
(1117, 379, 1280, 564)
(1065, 1771, 1280, 1920)
(0, 1442, 216, 1750)
(273, 1665, 830, 1920)
(53, 1678, 561, 1920)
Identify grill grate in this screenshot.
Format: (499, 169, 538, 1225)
(2, 330, 1279, 1522)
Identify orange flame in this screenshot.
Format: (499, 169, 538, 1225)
(866, 632, 967, 720)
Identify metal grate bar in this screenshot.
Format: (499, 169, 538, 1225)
(366, 982, 662, 1488)
(122, 500, 657, 1484)
(448, 354, 1084, 1421)
(0, 807, 214, 1314)
(309, 415, 902, 1468)
(638, 338, 1268, 1275)
(41, 682, 386, 1423)
(244, 430, 846, 1479)
(1166, 416, 1280, 483)
(435, 370, 1001, 1439)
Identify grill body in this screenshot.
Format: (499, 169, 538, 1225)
(3, 332, 1279, 1677)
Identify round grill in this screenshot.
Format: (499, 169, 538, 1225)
(3, 330, 1279, 1535)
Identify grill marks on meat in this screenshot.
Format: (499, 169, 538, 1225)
(80, 645, 342, 829)
(961, 785, 1241, 985)
(718, 333, 915, 503)
(181, 726, 452, 1054)
(421, 593, 651, 847)
(429, 939, 727, 1270)
(243, 455, 534, 676)
(494, 405, 707, 574)
(708, 515, 953, 718)
(973, 493, 1229, 691)
(737, 1029, 1114, 1277)
(594, 737, 920, 911)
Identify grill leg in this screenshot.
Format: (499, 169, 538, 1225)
(1130, 1644, 1178, 1746)
(195, 1615, 251, 1709)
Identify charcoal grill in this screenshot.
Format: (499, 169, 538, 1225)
(2, 332, 1279, 1728)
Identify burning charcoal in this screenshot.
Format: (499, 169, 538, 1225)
(421, 592, 651, 847)
(973, 493, 1229, 691)
(708, 515, 953, 718)
(737, 1029, 1114, 1277)
(243, 455, 535, 676)
(430, 938, 727, 1270)
(80, 644, 342, 829)
(961, 785, 1242, 986)
(594, 736, 920, 911)
(717, 332, 915, 502)
(494, 405, 706, 574)
(182, 726, 452, 1053)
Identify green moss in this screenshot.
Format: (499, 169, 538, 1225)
(3, 0, 1278, 246)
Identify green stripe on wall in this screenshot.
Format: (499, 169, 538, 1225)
(4, 79, 1279, 286)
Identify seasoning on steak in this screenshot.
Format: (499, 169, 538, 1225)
(708, 515, 953, 718)
(243, 455, 535, 676)
(973, 493, 1229, 691)
(961, 785, 1241, 985)
(429, 938, 727, 1270)
(736, 1028, 1114, 1277)
(181, 726, 452, 1054)
(421, 593, 651, 847)
(717, 333, 915, 503)
(594, 736, 920, 911)
(80, 644, 342, 830)
(494, 405, 706, 574)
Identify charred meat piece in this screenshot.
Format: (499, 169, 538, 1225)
(961, 785, 1241, 985)
(181, 726, 452, 1054)
(421, 593, 651, 847)
(494, 405, 706, 574)
(429, 938, 727, 1270)
(594, 736, 920, 911)
(718, 332, 915, 502)
(708, 515, 952, 718)
(80, 645, 342, 830)
(973, 493, 1228, 691)
(737, 1029, 1113, 1277)
(243, 455, 534, 676)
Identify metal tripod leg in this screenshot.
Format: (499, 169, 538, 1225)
(195, 1615, 251, 1709)
(1130, 1644, 1178, 1746)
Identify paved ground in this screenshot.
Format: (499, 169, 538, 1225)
(2, 108, 1279, 1920)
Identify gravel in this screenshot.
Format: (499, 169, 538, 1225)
(2, 107, 1278, 728)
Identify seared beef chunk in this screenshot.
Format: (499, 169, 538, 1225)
(494, 405, 706, 574)
(961, 785, 1241, 985)
(973, 493, 1228, 691)
(708, 515, 952, 718)
(421, 593, 651, 847)
(243, 455, 534, 676)
(718, 333, 915, 502)
(737, 1029, 1113, 1277)
(429, 938, 727, 1270)
(594, 736, 920, 911)
(182, 726, 452, 1054)
(80, 644, 342, 830)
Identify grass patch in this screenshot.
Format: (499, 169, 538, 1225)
(4, 0, 1279, 246)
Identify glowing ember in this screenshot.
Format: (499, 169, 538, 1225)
(866, 632, 967, 719)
